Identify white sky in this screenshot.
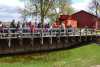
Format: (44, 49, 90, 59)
(0, 0, 24, 22)
(0, 0, 91, 21)
(0, 0, 24, 7)
(71, 0, 91, 11)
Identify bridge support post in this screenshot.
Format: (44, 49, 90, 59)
(79, 36, 82, 42)
(41, 37, 43, 45)
(19, 38, 23, 46)
(41, 29, 44, 45)
(71, 37, 75, 43)
(50, 37, 52, 45)
(57, 37, 60, 43)
(8, 38, 11, 48)
(31, 33, 34, 46)
(57, 29, 61, 44)
(31, 37, 34, 47)
(65, 36, 69, 44)
(65, 29, 69, 45)
(18, 33, 23, 46)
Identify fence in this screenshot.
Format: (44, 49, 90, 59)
(0, 28, 96, 39)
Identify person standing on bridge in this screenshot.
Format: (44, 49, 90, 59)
(16, 21, 23, 33)
(10, 19, 16, 33)
(28, 21, 34, 33)
(60, 21, 66, 33)
(0, 21, 3, 33)
(16, 21, 20, 32)
(45, 23, 50, 32)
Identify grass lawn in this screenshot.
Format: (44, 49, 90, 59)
(0, 44, 100, 67)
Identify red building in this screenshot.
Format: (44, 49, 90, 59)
(96, 18, 100, 29)
(53, 10, 100, 29)
(69, 10, 98, 29)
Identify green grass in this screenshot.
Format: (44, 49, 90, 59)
(0, 44, 100, 67)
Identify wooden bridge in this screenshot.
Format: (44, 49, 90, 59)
(0, 28, 96, 54)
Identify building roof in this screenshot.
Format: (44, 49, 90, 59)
(58, 10, 98, 21)
(71, 10, 97, 18)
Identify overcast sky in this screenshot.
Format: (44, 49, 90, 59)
(72, 0, 91, 11)
(0, 0, 91, 22)
(0, 0, 24, 22)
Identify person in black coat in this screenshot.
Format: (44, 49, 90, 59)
(10, 19, 16, 33)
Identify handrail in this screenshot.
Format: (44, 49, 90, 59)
(0, 28, 96, 39)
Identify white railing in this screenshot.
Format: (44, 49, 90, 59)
(0, 28, 96, 39)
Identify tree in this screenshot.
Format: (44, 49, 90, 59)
(20, 0, 73, 26)
(18, 8, 28, 22)
(89, 0, 100, 16)
(58, 0, 72, 15)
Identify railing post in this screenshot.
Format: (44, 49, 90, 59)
(90, 29, 92, 35)
(85, 27, 88, 41)
(90, 29, 93, 41)
(79, 28, 82, 42)
(8, 28, 11, 48)
(18, 28, 23, 46)
(64, 28, 66, 36)
(73, 28, 75, 35)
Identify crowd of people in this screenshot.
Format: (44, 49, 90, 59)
(0, 19, 67, 33)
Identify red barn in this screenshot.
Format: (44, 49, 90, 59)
(58, 15, 77, 28)
(96, 18, 100, 29)
(69, 10, 98, 29)
(52, 10, 100, 29)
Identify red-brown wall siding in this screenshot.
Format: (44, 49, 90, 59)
(55, 11, 99, 29)
(71, 11, 96, 28)
(96, 20, 100, 30)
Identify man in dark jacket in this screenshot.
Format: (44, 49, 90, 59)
(10, 19, 16, 33)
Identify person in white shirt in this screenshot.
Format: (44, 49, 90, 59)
(61, 21, 66, 33)
(61, 22, 66, 29)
